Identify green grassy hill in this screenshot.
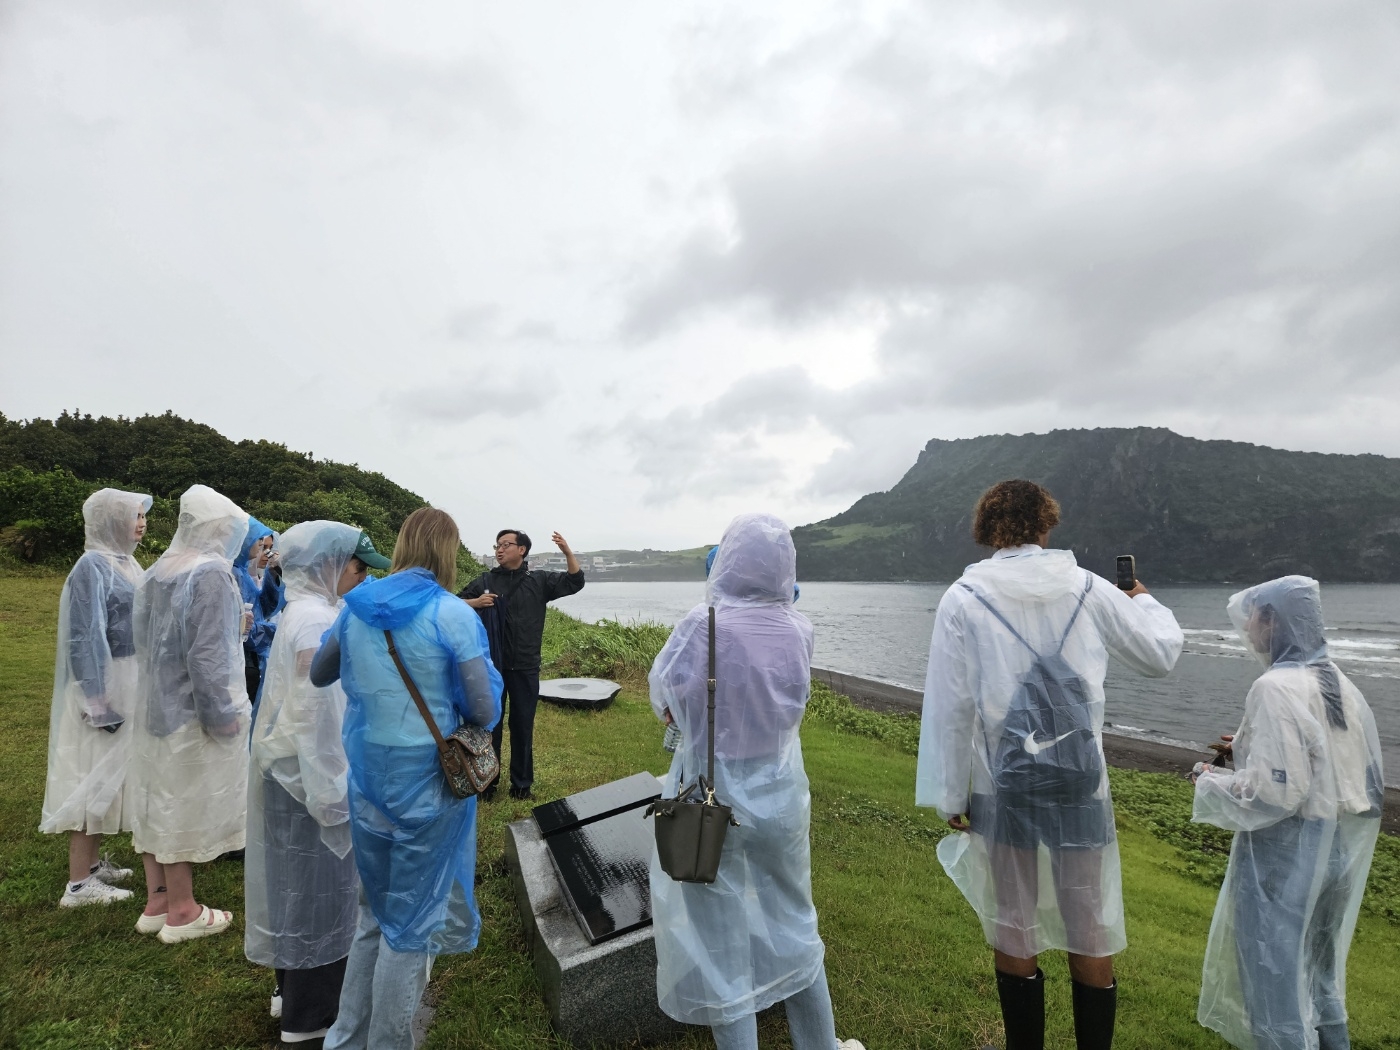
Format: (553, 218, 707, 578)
(794, 428, 1400, 583)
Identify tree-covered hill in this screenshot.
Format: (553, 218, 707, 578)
(793, 428, 1400, 583)
(0, 410, 479, 575)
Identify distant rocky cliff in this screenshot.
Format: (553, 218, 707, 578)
(793, 428, 1400, 583)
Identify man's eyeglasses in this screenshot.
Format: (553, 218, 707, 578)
(493, 541, 520, 551)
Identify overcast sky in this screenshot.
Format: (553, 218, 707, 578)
(4, 1, 1398, 553)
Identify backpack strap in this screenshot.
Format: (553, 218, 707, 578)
(958, 582, 1040, 659)
(959, 572, 1094, 658)
(1053, 575, 1095, 656)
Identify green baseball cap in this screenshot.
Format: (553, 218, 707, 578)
(354, 530, 392, 570)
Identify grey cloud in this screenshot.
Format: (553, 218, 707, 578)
(610, 1, 1400, 502)
(390, 372, 557, 424)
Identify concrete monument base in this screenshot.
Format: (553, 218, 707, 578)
(504, 815, 689, 1047)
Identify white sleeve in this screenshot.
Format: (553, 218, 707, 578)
(916, 591, 975, 819)
(1193, 679, 1316, 832)
(1090, 581, 1184, 678)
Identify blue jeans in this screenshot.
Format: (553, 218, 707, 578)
(1233, 817, 1352, 1050)
(710, 966, 839, 1050)
(324, 897, 433, 1050)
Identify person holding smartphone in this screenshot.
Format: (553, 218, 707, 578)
(40, 487, 152, 908)
(917, 479, 1184, 1050)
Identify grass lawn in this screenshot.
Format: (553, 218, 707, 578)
(1, 573, 1397, 1049)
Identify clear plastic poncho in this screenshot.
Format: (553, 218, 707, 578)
(327, 568, 502, 955)
(245, 521, 361, 970)
(917, 546, 1183, 958)
(128, 484, 253, 864)
(40, 488, 152, 835)
(648, 513, 825, 1027)
(1194, 576, 1384, 1050)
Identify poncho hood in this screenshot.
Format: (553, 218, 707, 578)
(705, 512, 796, 607)
(235, 517, 275, 571)
(82, 488, 153, 558)
(1228, 575, 1328, 668)
(962, 546, 1082, 603)
(279, 520, 361, 605)
(343, 567, 442, 629)
(158, 485, 248, 567)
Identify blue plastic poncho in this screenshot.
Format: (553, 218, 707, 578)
(235, 518, 276, 663)
(1194, 577, 1384, 1050)
(649, 513, 825, 1027)
(327, 568, 502, 955)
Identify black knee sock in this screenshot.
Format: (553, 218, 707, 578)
(995, 968, 1045, 1050)
(1070, 978, 1117, 1050)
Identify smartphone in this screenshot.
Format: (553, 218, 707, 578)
(1115, 555, 1136, 591)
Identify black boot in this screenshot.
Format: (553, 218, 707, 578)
(995, 968, 1044, 1050)
(1070, 979, 1117, 1050)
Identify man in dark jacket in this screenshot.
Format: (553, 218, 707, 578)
(460, 529, 584, 800)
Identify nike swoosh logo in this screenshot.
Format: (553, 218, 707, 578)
(1022, 729, 1075, 756)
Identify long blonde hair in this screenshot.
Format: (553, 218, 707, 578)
(389, 507, 460, 591)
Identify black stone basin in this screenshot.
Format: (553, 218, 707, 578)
(534, 773, 663, 945)
(538, 677, 622, 711)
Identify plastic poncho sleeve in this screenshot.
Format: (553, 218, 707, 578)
(1090, 588, 1183, 677)
(438, 600, 503, 730)
(916, 596, 976, 819)
(1194, 677, 1319, 832)
(290, 645, 352, 838)
(66, 559, 107, 701)
(187, 567, 246, 734)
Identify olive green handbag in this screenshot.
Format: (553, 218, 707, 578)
(648, 606, 739, 883)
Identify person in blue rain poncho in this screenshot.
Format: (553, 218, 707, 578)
(1192, 576, 1384, 1050)
(917, 480, 1183, 1050)
(245, 521, 391, 1044)
(40, 487, 152, 908)
(310, 508, 501, 1050)
(235, 517, 276, 705)
(649, 513, 864, 1050)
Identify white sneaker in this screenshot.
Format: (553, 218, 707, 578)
(59, 878, 133, 908)
(838, 1041, 867, 1050)
(90, 855, 133, 885)
(270, 993, 282, 1019)
(280, 1028, 329, 1043)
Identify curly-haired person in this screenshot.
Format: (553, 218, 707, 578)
(917, 479, 1185, 1050)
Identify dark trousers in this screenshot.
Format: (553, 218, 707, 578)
(492, 669, 539, 791)
(276, 956, 348, 1036)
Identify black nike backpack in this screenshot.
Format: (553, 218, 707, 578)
(960, 577, 1103, 802)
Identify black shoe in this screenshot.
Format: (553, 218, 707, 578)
(480, 785, 497, 803)
(509, 786, 534, 801)
(995, 968, 1045, 1050)
(1070, 978, 1116, 1050)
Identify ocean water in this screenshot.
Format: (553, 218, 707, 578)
(553, 580, 1400, 785)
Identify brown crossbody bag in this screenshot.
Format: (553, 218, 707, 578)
(646, 606, 739, 883)
(384, 629, 499, 799)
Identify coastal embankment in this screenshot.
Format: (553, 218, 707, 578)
(812, 666, 1400, 836)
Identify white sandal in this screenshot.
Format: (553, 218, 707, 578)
(157, 905, 233, 944)
(135, 912, 167, 935)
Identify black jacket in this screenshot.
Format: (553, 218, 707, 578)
(460, 563, 584, 672)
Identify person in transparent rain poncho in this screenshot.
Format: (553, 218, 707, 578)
(917, 481, 1183, 1050)
(648, 513, 865, 1050)
(40, 488, 152, 908)
(245, 521, 390, 1043)
(1192, 577, 1384, 1050)
(309, 508, 502, 1050)
(128, 484, 252, 944)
